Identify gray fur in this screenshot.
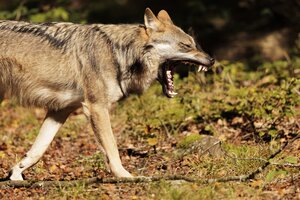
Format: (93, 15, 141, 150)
(0, 20, 157, 109)
(0, 8, 214, 179)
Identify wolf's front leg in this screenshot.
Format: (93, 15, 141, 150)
(9, 108, 73, 180)
(87, 103, 132, 178)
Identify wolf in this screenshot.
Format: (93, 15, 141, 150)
(0, 8, 214, 180)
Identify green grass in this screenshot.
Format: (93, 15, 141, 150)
(147, 181, 262, 200)
(115, 58, 299, 142)
(0, 58, 299, 199)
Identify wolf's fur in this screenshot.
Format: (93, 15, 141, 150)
(0, 8, 214, 180)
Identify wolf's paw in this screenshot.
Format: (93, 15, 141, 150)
(112, 167, 133, 178)
(116, 171, 133, 178)
(8, 170, 25, 181)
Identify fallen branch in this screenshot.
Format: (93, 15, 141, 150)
(0, 175, 251, 189)
(0, 135, 298, 188)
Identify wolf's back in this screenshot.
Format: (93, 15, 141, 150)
(0, 21, 87, 108)
(0, 20, 84, 50)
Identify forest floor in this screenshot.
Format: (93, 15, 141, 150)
(0, 59, 299, 199)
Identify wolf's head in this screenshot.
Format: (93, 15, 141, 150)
(144, 8, 214, 98)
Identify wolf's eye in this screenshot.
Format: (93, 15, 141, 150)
(179, 42, 192, 50)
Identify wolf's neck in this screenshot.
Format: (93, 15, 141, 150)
(94, 24, 159, 95)
(95, 24, 148, 67)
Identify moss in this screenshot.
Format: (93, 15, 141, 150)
(177, 134, 202, 149)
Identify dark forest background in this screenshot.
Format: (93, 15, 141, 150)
(0, 0, 299, 63)
(0, 1, 299, 198)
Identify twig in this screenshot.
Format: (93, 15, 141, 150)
(237, 135, 300, 180)
(158, 119, 171, 139)
(222, 151, 300, 168)
(222, 135, 300, 169)
(270, 163, 300, 168)
(15, 0, 27, 20)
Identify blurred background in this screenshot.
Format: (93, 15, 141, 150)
(0, 2, 299, 197)
(0, 0, 299, 64)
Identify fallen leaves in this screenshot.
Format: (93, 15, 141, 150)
(0, 59, 299, 198)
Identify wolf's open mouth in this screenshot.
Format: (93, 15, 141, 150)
(159, 60, 211, 98)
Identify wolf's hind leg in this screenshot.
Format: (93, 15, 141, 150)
(9, 108, 74, 180)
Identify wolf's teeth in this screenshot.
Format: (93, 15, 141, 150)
(198, 65, 208, 72)
(169, 91, 178, 97)
(198, 65, 203, 72)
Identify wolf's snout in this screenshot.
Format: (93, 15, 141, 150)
(208, 57, 215, 66)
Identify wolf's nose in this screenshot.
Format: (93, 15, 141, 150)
(209, 57, 215, 65)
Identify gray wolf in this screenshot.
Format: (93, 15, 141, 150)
(0, 8, 214, 180)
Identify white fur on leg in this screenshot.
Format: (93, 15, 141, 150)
(9, 115, 65, 180)
(109, 159, 133, 178)
(89, 105, 133, 178)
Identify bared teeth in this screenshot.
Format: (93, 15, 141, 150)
(165, 69, 177, 97)
(198, 65, 208, 72)
(198, 65, 203, 72)
(166, 70, 173, 78)
(168, 91, 178, 97)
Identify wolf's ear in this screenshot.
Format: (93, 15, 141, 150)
(157, 10, 173, 25)
(144, 8, 161, 30)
